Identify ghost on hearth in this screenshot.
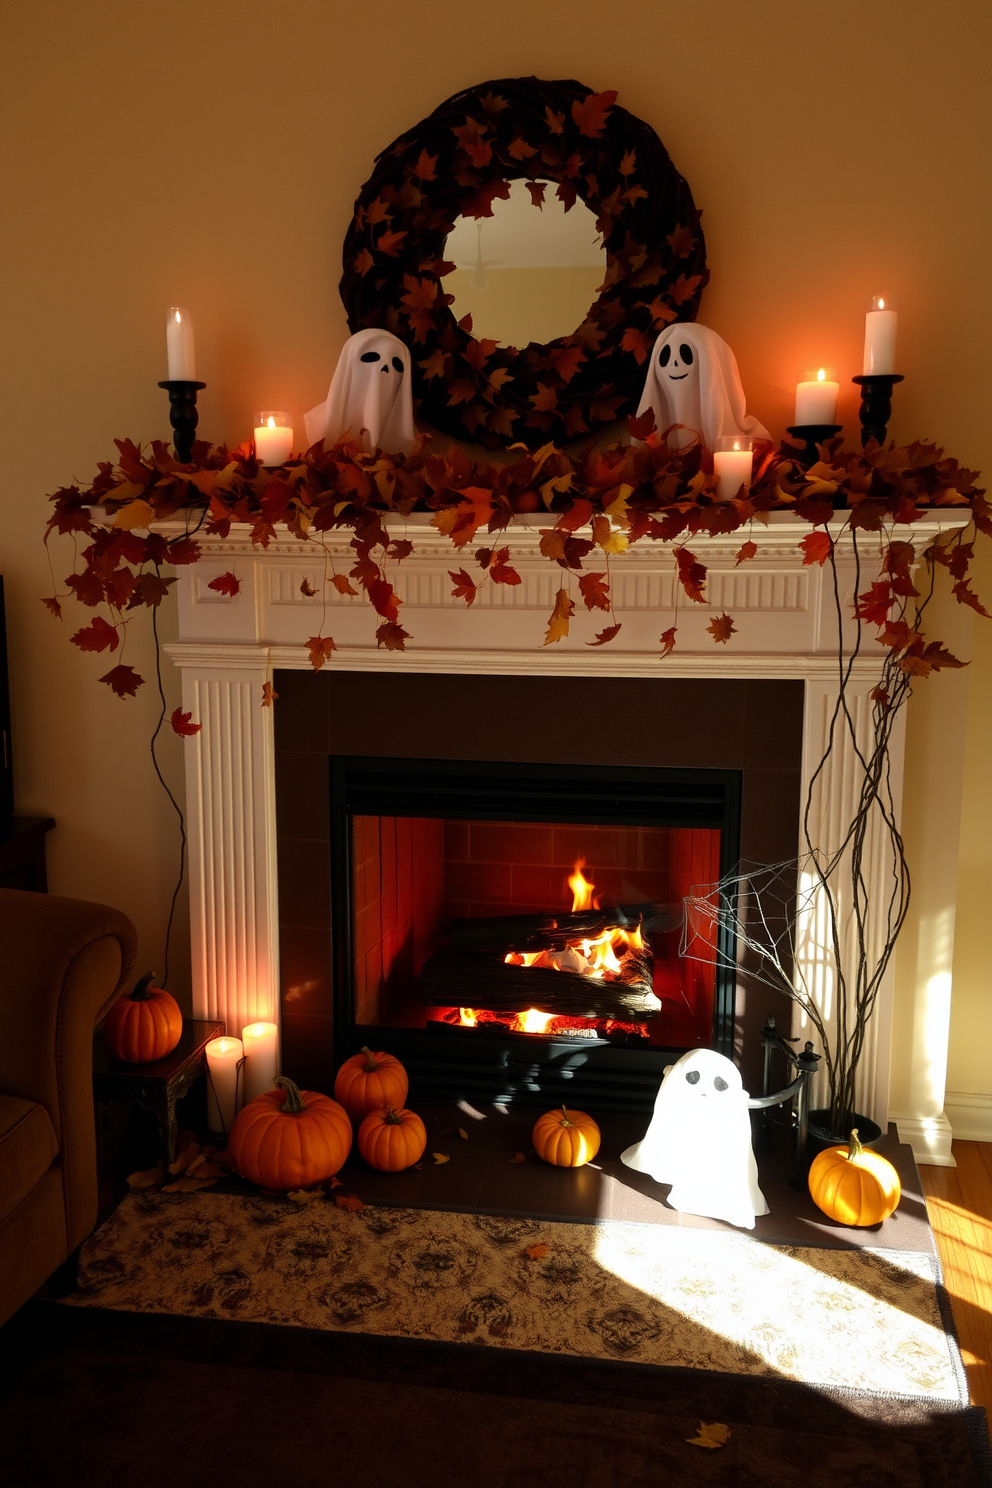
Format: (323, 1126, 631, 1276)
(621, 1048, 769, 1229)
(635, 323, 770, 451)
(304, 328, 416, 456)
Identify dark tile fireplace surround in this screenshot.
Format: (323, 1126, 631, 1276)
(274, 673, 803, 1108)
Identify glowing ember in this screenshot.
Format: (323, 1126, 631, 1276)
(519, 1008, 554, 1033)
(459, 1007, 478, 1026)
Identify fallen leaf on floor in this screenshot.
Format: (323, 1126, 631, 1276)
(287, 1187, 326, 1204)
(334, 1193, 365, 1212)
(525, 1243, 550, 1260)
(168, 1140, 201, 1175)
(458, 1128, 469, 1141)
(127, 1165, 164, 1189)
(327, 1175, 344, 1190)
(191, 1161, 227, 1180)
(509, 1153, 527, 1164)
(687, 1423, 731, 1450)
(432, 1152, 451, 1165)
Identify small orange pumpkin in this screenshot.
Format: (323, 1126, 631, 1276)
(808, 1128, 902, 1227)
(103, 974, 183, 1064)
(229, 1076, 352, 1190)
(358, 1105, 427, 1172)
(532, 1106, 601, 1168)
(334, 1046, 409, 1121)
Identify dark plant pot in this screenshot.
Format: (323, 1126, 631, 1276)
(806, 1110, 883, 1163)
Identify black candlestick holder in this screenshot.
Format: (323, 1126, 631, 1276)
(784, 423, 842, 469)
(158, 379, 207, 463)
(852, 373, 903, 449)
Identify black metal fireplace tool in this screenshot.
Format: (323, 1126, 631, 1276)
(747, 1015, 822, 1188)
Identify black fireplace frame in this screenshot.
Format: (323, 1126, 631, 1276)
(329, 755, 740, 1113)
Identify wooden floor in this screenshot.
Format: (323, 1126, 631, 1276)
(921, 1141, 992, 1412)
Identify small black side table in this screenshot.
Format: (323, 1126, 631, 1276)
(93, 1018, 224, 1165)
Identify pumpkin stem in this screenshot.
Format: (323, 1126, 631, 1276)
(847, 1128, 864, 1161)
(560, 1105, 573, 1127)
(273, 1075, 305, 1114)
(130, 973, 157, 1002)
(383, 1106, 403, 1125)
(359, 1045, 381, 1072)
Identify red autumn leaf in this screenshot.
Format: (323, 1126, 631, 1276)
(332, 573, 359, 597)
(707, 613, 737, 644)
(855, 581, 894, 627)
(71, 615, 119, 653)
(400, 275, 439, 341)
(261, 681, 278, 707)
(659, 626, 678, 658)
(882, 540, 919, 597)
(578, 570, 611, 611)
(170, 708, 202, 737)
(526, 181, 546, 209)
(99, 664, 144, 698)
(507, 136, 538, 160)
(377, 228, 406, 257)
(670, 273, 703, 306)
(461, 179, 511, 219)
(306, 635, 337, 672)
(619, 148, 637, 176)
(531, 383, 558, 413)
(555, 180, 577, 212)
(128, 573, 175, 609)
(167, 536, 202, 565)
(627, 407, 657, 441)
(952, 579, 992, 617)
(489, 549, 521, 586)
(735, 541, 757, 566)
(353, 249, 374, 277)
(548, 344, 586, 383)
(620, 327, 653, 365)
(299, 578, 318, 597)
(376, 621, 410, 651)
(449, 568, 477, 605)
(571, 89, 617, 137)
(412, 149, 437, 181)
(363, 197, 391, 225)
(41, 596, 62, 619)
(800, 531, 833, 567)
(921, 641, 967, 671)
(587, 623, 622, 647)
(388, 539, 414, 562)
(66, 570, 105, 607)
(870, 685, 891, 708)
(207, 571, 241, 597)
(367, 578, 400, 623)
(334, 1193, 365, 1213)
(464, 337, 497, 372)
(544, 106, 565, 135)
(419, 349, 450, 381)
(676, 547, 707, 603)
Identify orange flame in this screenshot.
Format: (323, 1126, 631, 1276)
(568, 860, 597, 912)
(459, 1007, 478, 1026)
(519, 1008, 553, 1033)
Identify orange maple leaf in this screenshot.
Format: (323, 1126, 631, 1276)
(660, 625, 678, 658)
(41, 596, 62, 619)
(420, 350, 450, 381)
(544, 106, 565, 135)
(735, 540, 757, 566)
(376, 621, 410, 651)
(353, 249, 374, 277)
(666, 225, 697, 258)
(676, 547, 707, 602)
(855, 581, 894, 627)
(377, 228, 406, 257)
(578, 570, 611, 611)
(549, 344, 586, 383)
(707, 613, 736, 644)
(412, 149, 437, 180)
(400, 275, 439, 341)
(334, 1193, 365, 1212)
(531, 383, 558, 413)
(170, 707, 202, 737)
(525, 1242, 550, 1260)
(800, 531, 833, 566)
(363, 198, 391, 225)
(671, 273, 703, 305)
(508, 136, 538, 160)
(489, 549, 521, 586)
(449, 568, 477, 605)
(306, 635, 336, 672)
(620, 327, 653, 365)
(587, 623, 622, 647)
(543, 588, 574, 646)
(572, 89, 617, 137)
(619, 148, 637, 176)
(261, 680, 277, 707)
(331, 573, 359, 597)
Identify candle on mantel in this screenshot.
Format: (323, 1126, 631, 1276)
(242, 1021, 279, 1104)
(863, 294, 897, 374)
(794, 367, 839, 425)
(713, 436, 754, 500)
(254, 411, 294, 467)
(205, 1036, 243, 1133)
(166, 306, 196, 381)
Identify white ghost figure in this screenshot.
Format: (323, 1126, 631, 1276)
(635, 323, 770, 451)
(621, 1048, 769, 1229)
(304, 328, 416, 455)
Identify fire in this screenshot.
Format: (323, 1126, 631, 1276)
(519, 1008, 553, 1034)
(568, 860, 597, 912)
(459, 1007, 478, 1026)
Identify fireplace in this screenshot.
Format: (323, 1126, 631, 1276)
(328, 756, 739, 1110)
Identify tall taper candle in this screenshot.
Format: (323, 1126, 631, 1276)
(166, 306, 196, 381)
(863, 294, 897, 374)
(205, 1036, 243, 1133)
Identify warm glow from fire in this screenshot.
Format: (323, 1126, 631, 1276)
(568, 860, 597, 912)
(519, 1008, 553, 1033)
(459, 1007, 478, 1026)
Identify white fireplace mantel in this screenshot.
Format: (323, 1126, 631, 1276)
(162, 510, 968, 1163)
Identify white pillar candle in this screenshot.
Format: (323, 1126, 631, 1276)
(166, 306, 196, 381)
(205, 1035, 243, 1133)
(254, 411, 293, 467)
(242, 1021, 279, 1104)
(794, 368, 839, 424)
(713, 437, 754, 500)
(863, 295, 897, 374)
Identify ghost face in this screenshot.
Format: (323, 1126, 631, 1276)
(658, 338, 697, 386)
(359, 348, 406, 378)
(304, 328, 415, 455)
(651, 336, 703, 447)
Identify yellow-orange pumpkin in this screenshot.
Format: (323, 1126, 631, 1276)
(334, 1046, 409, 1121)
(358, 1105, 427, 1172)
(229, 1076, 352, 1190)
(808, 1128, 902, 1227)
(103, 974, 183, 1064)
(532, 1106, 601, 1168)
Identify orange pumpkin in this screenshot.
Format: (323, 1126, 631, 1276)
(229, 1076, 352, 1190)
(103, 974, 183, 1064)
(532, 1106, 601, 1168)
(334, 1046, 409, 1121)
(358, 1105, 427, 1172)
(808, 1128, 902, 1227)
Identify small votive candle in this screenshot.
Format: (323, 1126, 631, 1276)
(794, 367, 839, 425)
(242, 1021, 279, 1104)
(863, 294, 897, 374)
(713, 436, 754, 500)
(254, 410, 293, 467)
(166, 306, 196, 381)
(205, 1036, 243, 1133)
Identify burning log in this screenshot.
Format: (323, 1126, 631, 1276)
(447, 902, 682, 954)
(419, 943, 660, 1022)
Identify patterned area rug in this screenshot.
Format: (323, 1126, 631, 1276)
(63, 1188, 964, 1403)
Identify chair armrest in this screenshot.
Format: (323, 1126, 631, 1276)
(0, 888, 137, 1248)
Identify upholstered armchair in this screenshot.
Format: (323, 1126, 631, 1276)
(0, 888, 136, 1325)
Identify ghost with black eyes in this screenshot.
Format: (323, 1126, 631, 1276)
(304, 328, 416, 455)
(621, 1048, 769, 1229)
(635, 323, 770, 451)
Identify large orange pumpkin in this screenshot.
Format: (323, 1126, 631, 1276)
(334, 1046, 409, 1121)
(532, 1106, 601, 1168)
(358, 1105, 427, 1172)
(103, 974, 183, 1064)
(229, 1076, 352, 1190)
(808, 1128, 902, 1227)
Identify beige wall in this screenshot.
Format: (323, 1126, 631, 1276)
(1, 0, 989, 1106)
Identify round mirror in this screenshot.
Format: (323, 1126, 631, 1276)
(444, 180, 606, 349)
